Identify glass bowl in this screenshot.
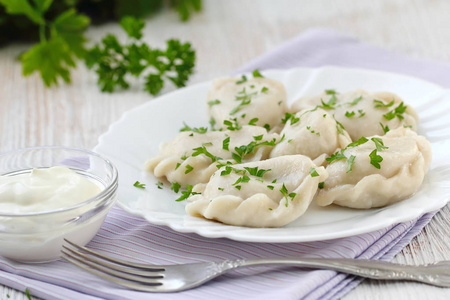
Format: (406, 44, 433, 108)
(0, 146, 118, 263)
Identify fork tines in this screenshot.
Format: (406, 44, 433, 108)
(61, 239, 165, 289)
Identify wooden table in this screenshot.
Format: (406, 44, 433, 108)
(1, 0, 450, 299)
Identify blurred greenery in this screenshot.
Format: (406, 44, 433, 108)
(0, 0, 202, 46)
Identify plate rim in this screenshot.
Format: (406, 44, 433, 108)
(94, 65, 449, 243)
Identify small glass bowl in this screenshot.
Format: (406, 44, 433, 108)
(0, 146, 118, 263)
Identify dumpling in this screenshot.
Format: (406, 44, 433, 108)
(315, 128, 431, 209)
(270, 107, 352, 160)
(207, 76, 288, 131)
(145, 126, 279, 186)
(291, 90, 419, 140)
(185, 155, 328, 227)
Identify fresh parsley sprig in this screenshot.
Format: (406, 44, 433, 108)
(86, 16, 196, 95)
(1, 1, 90, 86)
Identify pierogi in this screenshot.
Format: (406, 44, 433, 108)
(207, 76, 288, 131)
(146, 126, 278, 186)
(270, 107, 352, 160)
(315, 128, 431, 209)
(291, 90, 418, 140)
(186, 155, 328, 227)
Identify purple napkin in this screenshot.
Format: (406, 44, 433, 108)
(0, 29, 444, 300)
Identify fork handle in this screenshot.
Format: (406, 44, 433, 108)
(233, 258, 438, 286)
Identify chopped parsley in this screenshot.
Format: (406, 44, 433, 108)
(349, 96, 363, 106)
(380, 122, 390, 134)
(318, 182, 325, 189)
(175, 184, 200, 201)
(156, 181, 164, 189)
(218, 187, 224, 191)
(208, 99, 221, 107)
(347, 136, 369, 148)
(192, 145, 222, 163)
(369, 149, 383, 169)
(335, 119, 346, 135)
(222, 136, 230, 151)
(374, 99, 395, 108)
(309, 167, 320, 177)
(325, 89, 337, 95)
(248, 118, 259, 125)
(320, 94, 337, 110)
(280, 184, 296, 207)
(267, 185, 275, 190)
(326, 149, 346, 164)
(236, 75, 247, 84)
(223, 118, 242, 131)
(263, 124, 271, 131)
(230, 87, 257, 115)
(261, 86, 269, 93)
(171, 182, 181, 193)
(358, 109, 366, 118)
(383, 102, 407, 120)
(345, 111, 356, 118)
(346, 155, 356, 173)
(371, 137, 388, 151)
(244, 166, 271, 177)
(184, 165, 194, 174)
(133, 181, 146, 189)
(252, 69, 264, 78)
(179, 122, 208, 134)
(281, 112, 300, 125)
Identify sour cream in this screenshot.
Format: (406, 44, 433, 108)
(0, 166, 101, 214)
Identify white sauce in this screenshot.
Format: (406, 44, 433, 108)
(0, 166, 107, 263)
(0, 166, 101, 213)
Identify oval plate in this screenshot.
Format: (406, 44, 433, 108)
(94, 66, 450, 243)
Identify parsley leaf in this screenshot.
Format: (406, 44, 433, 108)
(371, 137, 389, 151)
(374, 99, 395, 108)
(345, 111, 356, 118)
(369, 149, 383, 169)
(208, 99, 221, 107)
(281, 113, 300, 125)
(318, 182, 325, 189)
(383, 102, 407, 120)
(133, 181, 146, 189)
(346, 155, 356, 173)
(380, 122, 390, 134)
(184, 164, 194, 174)
(252, 69, 264, 78)
(326, 149, 346, 164)
(349, 96, 363, 106)
(179, 122, 208, 133)
(347, 136, 369, 148)
(192, 145, 222, 163)
(248, 118, 259, 126)
(223, 118, 242, 131)
(156, 181, 164, 189)
(244, 166, 271, 177)
(120, 16, 145, 39)
(325, 89, 337, 95)
(309, 167, 320, 177)
(222, 136, 230, 151)
(236, 75, 247, 84)
(171, 182, 181, 193)
(175, 184, 200, 201)
(320, 94, 337, 110)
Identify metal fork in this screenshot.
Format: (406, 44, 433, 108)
(61, 239, 450, 292)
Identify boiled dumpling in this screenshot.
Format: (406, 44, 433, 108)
(207, 76, 288, 131)
(145, 126, 279, 186)
(291, 90, 419, 140)
(316, 127, 431, 209)
(270, 107, 352, 160)
(186, 155, 328, 227)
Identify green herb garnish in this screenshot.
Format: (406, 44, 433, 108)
(208, 99, 221, 107)
(133, 181, 146, 189)
(252, 69, 264, 78)
(175, 184, 200, 201)
(371, 137, 389, 151)
(309, 167, 320, 177)
(369, 149, 383, 169)
(346, 155, 356, 173)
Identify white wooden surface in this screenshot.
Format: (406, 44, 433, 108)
(1, 0, 450, 299)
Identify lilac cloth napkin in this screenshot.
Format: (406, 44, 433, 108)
(0, 29, 446, 300)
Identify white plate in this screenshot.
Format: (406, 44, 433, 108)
(94, 66, 450, 243)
